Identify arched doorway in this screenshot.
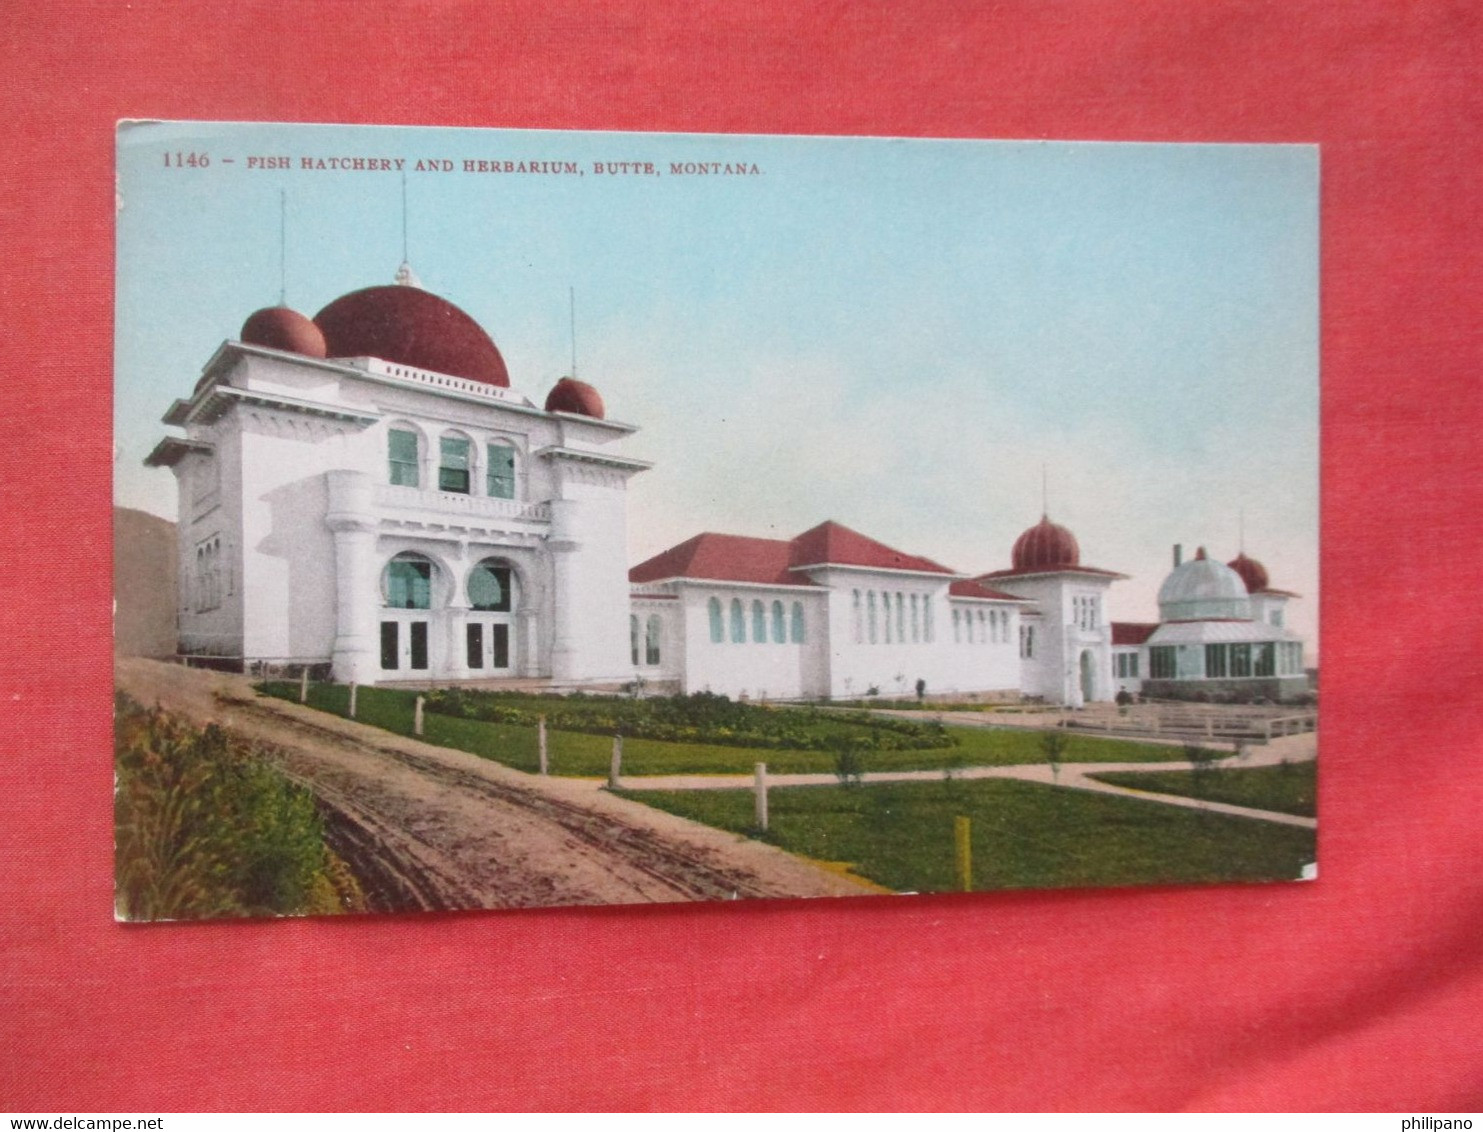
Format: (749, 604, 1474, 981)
(465, 558, 518, 674)
(1079, 649, 1095, 703)
(381, 552, 438, 673)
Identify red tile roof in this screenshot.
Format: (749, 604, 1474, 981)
(788, 520, 954, 575)
(629, 520, 956, 585)
(948, 579, 1028, 602)
(1111, 622, 1159, 645)
(629, 532, 804, 586)
(979, 564, 1127, 581)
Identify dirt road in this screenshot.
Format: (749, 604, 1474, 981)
(114, 659, 873, 912)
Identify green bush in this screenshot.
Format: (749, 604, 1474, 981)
(114, 693, 360, 920)
(422, 687, 955, 753)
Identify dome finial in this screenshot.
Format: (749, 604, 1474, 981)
(394, 170, 421, 288)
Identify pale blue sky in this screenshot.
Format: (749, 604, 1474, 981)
(116, 122, 1319, 652)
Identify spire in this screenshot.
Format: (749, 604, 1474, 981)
(569, 286, 579, 378)
(278, 189, 287, 306)
(394, 169, 421, 288)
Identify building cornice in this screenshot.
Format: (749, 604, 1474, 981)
(535, 446, 653, 474)
(143, 437, 214, 468)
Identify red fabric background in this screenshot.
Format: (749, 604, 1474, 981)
(2, 1, 1479, 1112)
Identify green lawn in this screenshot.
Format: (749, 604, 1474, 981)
(258, 682, 1189, 776)
(619, 778, 1318, 893)
(1089, 761, 1317, 818)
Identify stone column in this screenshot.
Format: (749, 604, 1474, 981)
(546, 498, 583, 682)
(325, 471, 379, 685)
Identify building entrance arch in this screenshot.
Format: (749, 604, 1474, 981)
(1079, 648, 1095, 703)
(465, 557, 519, 674)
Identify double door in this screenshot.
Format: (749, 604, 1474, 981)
(466, 619, 511, 673)
(380, 617, 429, 672)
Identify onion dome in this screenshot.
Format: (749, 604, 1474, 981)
(1227, 552, 1270, 593)
(1158, 546, 1252, 622)
(240, 306, 327, 358)
(1011, 515, 1081, 571)
(313, 285, 509, 386)
(544, 376, 605, 419)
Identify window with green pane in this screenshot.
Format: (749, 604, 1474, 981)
(468, 561, 512, 612)
(487, 443, 516, 498)
(385, 556, 433, 609)
(439, 435, 471, 494)
(388, 428, 420, 487)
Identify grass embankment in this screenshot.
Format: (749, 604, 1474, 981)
(258, 683, 1189, 776)
(1089, 761, 1317, 818)
(115, 693, 365, 920)
(620, 779, 1318, 892)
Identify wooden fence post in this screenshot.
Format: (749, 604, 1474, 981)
(538, 715, 548, 775)
(609, 734, 623, 789)
(954, 815, 973, 893)
(754, 762, 769, 832)
(299, 667, 309, 704)
(414, 695, 424, 737)
(347, 682, 358, 719)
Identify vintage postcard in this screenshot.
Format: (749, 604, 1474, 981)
(114, 121, 1318, 919)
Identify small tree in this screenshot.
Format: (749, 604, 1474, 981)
(832, 736, 865, 788)
(1184, 743, 1223, 802)
(915, 677, 927, 702)
(1040, 727, 1070, 783)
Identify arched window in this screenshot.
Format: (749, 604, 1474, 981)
(384, 553, 434, 609)
(388, 427, 420, 487)
(897, 593, 906, 643)
(790, 602, 805, 644)
(467, 560, 513, 612)
(910, 594, 920, 642)
(952, 608, 961, 643)
(867, 591, 878, 644)
(882, 592, 892, 644)
(645, 615, 662, 665)
(630, 614, 640, 666)
(851, 590, 863, 644)
(486, 441, 516, 499)
(771, 601, 785, 643)
(1025, 624, 1035, 658)
(752, 600, 766, 643)
(438, 433, 472, 494)
(730, 598, 745, 643)
(923, 595, 933, 643)
(708, 597, 723, 643)
(977, 610, 986, 644)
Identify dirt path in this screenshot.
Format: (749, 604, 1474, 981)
(114, 659, 873, 912)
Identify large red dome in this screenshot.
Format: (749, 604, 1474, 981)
(1227, 552, 1270, 593)
(1011, 515, 1081, 571)
(313, 285, 509, 386)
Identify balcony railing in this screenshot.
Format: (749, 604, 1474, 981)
(374, 482, 551, 524)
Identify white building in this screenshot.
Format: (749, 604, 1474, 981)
(145, 271, 1306, 705)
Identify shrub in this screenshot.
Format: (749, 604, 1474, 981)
(114, 693, 360, 920)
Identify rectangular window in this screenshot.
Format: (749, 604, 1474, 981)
(467, 623, 484, 669)
(380, 622, 399, 670)
(388, 429, 420, 486)
(439, 436, 471, 494)
(645, 617, 661, 666)
(1150, 646, 1176, 680)
(1230, 642, 1252, 678)
(1254, 642, 1276, 677)
(487, 443, 516, 498)
(492, 624, 509, 669)
(1205, 643, 1228, 678)
(410, 621, 429, 670)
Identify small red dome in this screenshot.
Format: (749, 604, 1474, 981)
(1227, 552, 1270, 593)
(544, 376, 605, 419)
(240, 307, 327, 358)
(1011, 515, 1080, 571)
(313, 285, 509, 386)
